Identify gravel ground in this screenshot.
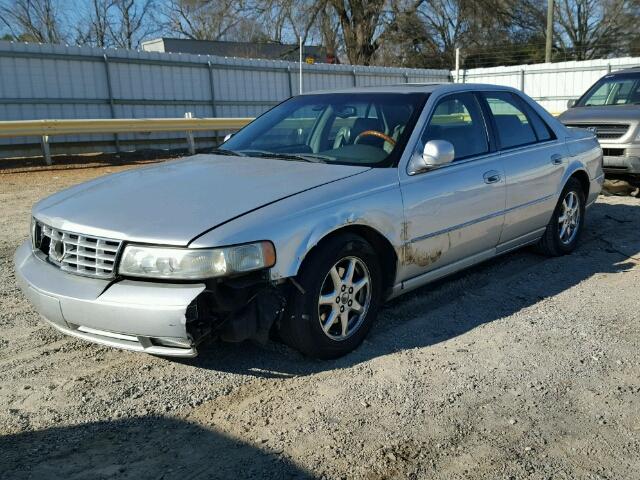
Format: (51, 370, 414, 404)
(1, 160, 639, 479)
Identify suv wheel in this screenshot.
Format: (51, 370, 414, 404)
(280, 233, 382, 359)
(536, 178, 585, 256)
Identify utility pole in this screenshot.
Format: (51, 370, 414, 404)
(299, 36, 303, 94)
(455, 47, 460, 83)
(545, 0, 554, 63)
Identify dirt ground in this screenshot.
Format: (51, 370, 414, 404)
(1, 159, 639, 480)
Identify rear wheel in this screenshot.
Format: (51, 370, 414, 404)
(536, 178, 585, 256)
(280, 233, 382, 359)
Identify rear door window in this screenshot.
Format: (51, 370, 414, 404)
(484, 92, 538, 149)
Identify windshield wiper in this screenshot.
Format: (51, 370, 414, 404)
(292, 153, 334, 163)
(208, 148, 244, 156)
(239, 150, 331, 163)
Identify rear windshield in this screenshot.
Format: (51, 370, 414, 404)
(578, 73, 640, 107)
(222, 93, 428, 167)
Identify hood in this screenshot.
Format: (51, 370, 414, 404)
(34, 154, 370, 245)
(559, 104, 640, 123)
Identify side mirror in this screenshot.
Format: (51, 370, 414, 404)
(223, 133, 234, 143)
(408, 140, 455, 175)
(567, 99, 577, 109)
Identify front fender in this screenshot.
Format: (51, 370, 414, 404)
(190, 169, 404, 281)
(289, 208, 401, 280)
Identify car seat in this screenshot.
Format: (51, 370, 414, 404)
(333, 118, 385, 149)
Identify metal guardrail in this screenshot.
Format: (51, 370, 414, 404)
(0, 117, 253, 165)
(0, 117, 253, 137)
(1, 112, 565, 166)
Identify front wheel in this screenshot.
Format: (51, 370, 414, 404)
(536, 178, 585, 256)
(279, 233, 382, 359)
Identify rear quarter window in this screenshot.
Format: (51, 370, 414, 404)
(520, 99, 555, 142)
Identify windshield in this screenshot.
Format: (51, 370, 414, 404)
(221, 92, 428, 167)
(578, 73, 640, 107)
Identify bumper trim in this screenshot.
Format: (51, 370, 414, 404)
(44, 318, 198, 357)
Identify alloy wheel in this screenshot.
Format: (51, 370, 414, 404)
(558, 190, 581, 245)
(317, 256, 372, 341)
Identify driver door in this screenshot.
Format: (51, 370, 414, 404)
(399, 92, 506, 282)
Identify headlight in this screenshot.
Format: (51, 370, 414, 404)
(118, 241, 276, 280)
(31, 217, 43, 250)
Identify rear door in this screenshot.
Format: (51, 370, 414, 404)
(480, 91, 567, 252)
(399, 92, 506, 282)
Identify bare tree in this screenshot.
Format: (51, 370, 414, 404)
(0, 0, 65, 43)
(417, 0, 471, 67)
(279, 0, 325, 46)
(326, 0, 385, 65)
(318, 3, 341, 62)
(162, 0, 249, 40)
(238, 0, 328, 60)
(554, 0, 636, 60)
(1, 0, 637, 68)
(76, 0, 114, 47)
(254, 0, 294, 43)
(471, 0, 637, 63)
(110, 0, 156, 48)
(325, 0, 426, 65)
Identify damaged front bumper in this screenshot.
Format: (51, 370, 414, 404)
(14, 240, 285, 357)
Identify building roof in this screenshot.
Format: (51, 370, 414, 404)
(141, 38, 332, 63)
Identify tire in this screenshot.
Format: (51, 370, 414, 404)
(279, 233, 382, 359)
(535, 178, 585, 256)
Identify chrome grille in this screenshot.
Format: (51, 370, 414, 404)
(602, 148, 625, 157)
(565, 123, 630, 140)
(34, 222, 122, 279)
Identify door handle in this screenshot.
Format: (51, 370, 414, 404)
(551, 154, 564, 165)
(483, 170, 501, 184)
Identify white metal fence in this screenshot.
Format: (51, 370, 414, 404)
(0, 41, 449, 159)
(457, 57, 640, 114)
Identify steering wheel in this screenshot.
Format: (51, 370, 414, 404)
(354, 130, 396, 146)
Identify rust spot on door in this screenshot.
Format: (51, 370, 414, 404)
(403, 231, 451, 267)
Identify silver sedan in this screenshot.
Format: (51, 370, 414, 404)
(14, 83, 604, 358)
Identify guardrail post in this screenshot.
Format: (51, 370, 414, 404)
(287, 66, 294, 97)
(41, 135, 52, 165)
(103, 54, 121, 155)
(185, 112, 196, 155)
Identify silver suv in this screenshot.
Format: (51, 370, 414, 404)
(560, 68, 640, 181)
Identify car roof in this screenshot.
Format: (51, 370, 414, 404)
(305, 83, 522, 96)
(608, 67, 640, 75)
